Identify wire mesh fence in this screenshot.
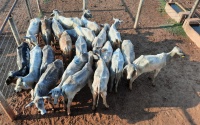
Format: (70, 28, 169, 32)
(0, 0, 30, 100)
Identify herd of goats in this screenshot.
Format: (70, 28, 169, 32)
(5, 9, 185, 116)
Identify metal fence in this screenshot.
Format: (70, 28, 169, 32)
(0, 0, 31, 121)
(0, 0, 30, 97)
(169, 0, 200, 19)
(0, 0, 85, 121)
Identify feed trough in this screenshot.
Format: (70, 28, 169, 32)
(165, 2, 190, 23)
(183, 18, 200, 48)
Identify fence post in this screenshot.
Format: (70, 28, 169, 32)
(24, 0, 32, 19)
(36, 0, 42, 16)
(187, 0, 200, 19)
(83, 0, 88, 10)
(134, 0, 145, 29)
(8, 16, 21, 46)
(0, 91, 16, 121)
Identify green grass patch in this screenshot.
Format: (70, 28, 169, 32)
(43, 0, 51, 4)
(38, 12, 43, 18)
(158, 0, 166, 14)
(157, 1, 186, 37)
(159, 22, 186, 37)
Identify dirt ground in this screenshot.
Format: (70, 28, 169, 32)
(0, 0, 200, 124)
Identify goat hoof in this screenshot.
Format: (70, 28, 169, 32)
(105, 105, 109, 109)
(92, 106, 96, 111)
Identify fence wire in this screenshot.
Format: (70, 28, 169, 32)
(0, 0, 29, 102)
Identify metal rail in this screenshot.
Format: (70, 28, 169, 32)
(0, 0, 18, 35)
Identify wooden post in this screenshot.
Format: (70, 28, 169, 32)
(24, 0, 32, 19)
(36, 0, 42, 15)
(134, 0, 144, 29)
(0, 91, 16, 121)
(83, 0, 88, 10)
(187, 0, 200, 19)
(8, 16, 21, 46)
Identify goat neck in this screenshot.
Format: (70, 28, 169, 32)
(113, 21, 120, 29)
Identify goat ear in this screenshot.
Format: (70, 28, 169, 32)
(25, 101, 34, 108)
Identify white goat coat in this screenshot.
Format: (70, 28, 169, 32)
(15, 46, 42, 91)
(134, 53, 167, 73)
(100, 41, 113, 66)
(74, 26, 96, 49)
(92, 24, 109, 51)
(81, 15, 100, 35)
(92, 58, 109, 97)
(75, 36, 88, 56)
(26, 18, 40, 45)
(122, 40, 135, 65)
(52, 18, 65, 40)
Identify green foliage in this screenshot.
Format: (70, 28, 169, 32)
(158, 0, 166, 14)
(38, 12, 43, 18)
(158, 2, 186, 36)
(43, 0, 51, 3)
(159, 22, 186, 37)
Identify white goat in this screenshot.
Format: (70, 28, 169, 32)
(59, 31, 73, 63)
(100, 41, 113, 67)
(92, 23, 110, 54)
(41, 16, 53, 45)
(110, 48, 124, 93)
(14, 45, 42, 92)
(49, 52, 88, 105)
(122, 40, 135, 65)
(51, 9, 83, 29)
(74, 24, 96, 50)
(108, 18, 123, 50)
(81, 9, 100, 35)
(61, 51, 94, 115)
(75, 36, 88, 56)
(91, 55, 109, 110)
(52, 18, 65, 41)
(123, 46, 185, 90)
(25, 18, 40, 46)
